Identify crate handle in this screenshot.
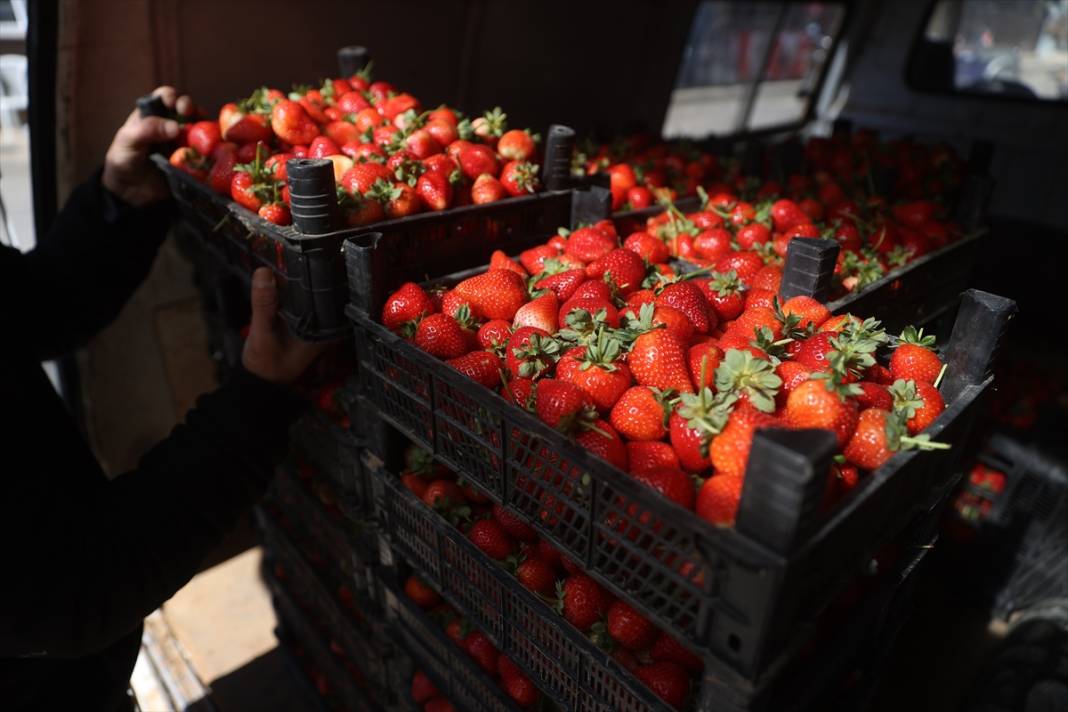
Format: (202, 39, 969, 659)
(336, 45, 371, 77)
(735, 428, 838, 555)
(570, 185, 612, 228)
(543, 124, 576, 192)
(344, 232, 385, 315)
(779, 238, 840, 302)
(136, 93, 178, 156)
(940, 289, 1017, 403)
(287, 158, 339, 236)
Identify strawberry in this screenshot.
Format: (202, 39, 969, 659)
(207, 143, 239, 195)
(628, 325, 694, 394)
(454, 269, 528, 321)
(258, 202, 291, 225)
(308, 135, 340, 158)
(498, 658, 540, 707)
(447, 351, 501, 389)
(468, 518, 515, 561)
(701, 271, 746, 322)
(516, 557, 557, 596)
(411, 671, 439, 704)
(776, 360, 812, 400)
(271, 99, 320, 145)
(693, 227, 733, 262)
(651, 306, 694, 344)
(558, 574, 611, 632)
(534, 379, 595, 432)
(688, 342, 724, 390)
(624, 231, 670, 264)
(750, 265, 782, 292)
(670, 387, 736, 472)
(737, 222, 772, 250)
(820, 314, 862, 333)
(415, 171, 452, 211)
(770, 198, 807, 232)
(471, 174, 507, 204)
(556, 335, 632, 413)
(855, 381, 893, 411)
(635, 661, 690, 709)
(415, 313, 473, 359)
(404, 575, 441, 609)
(656, 282, 716, 335)
(458, 143, 500, 180)
(612, 648, 641, 673)
(626, 186, 654, 209)
(186, 120, 221, 156)
(793, 332, 837, 373)
(588, 248, 646, 297)
(627, 441, 681, 474)
(889, 326, 942, 385)
(500, 160, 540, 196)
(565, 226, 617, 263)
(844, 407, 948, 470)
(422, 479, 466, 509)
(696, 475, 744, 526)
(218, 100, 273, 144)
(423, 152, 458, 177)
(341, 162, 393, 194)
(492, 504, 537, 542)
(489, 250, 527, 277)
(424, 697, 456, 712)
(373, 180, 420, 218)
(503, 376, 536, 409)
(780, 295, 831, 329)
(608, 163, 638, 210)
(477, 319, 512, 350)
(519, 245, 559, 275)
(610, 386, 674, 441)
(401, 474, 429, 499)
(710, 403, 776, 478)
(607, 600, 657, 651)
(558, 297, 619, 331)
(497, 129, 537, 161)
(534, 268, 586, 302)
(714, 348, 782, 413)
(633, 466, 696, 511)
(889, 379, 945, 434)
(784, 378, 860, 448)
(572, 279, 614, 302)
(744, 288, 777, 311)
(505, 327, 560, 379)
(513, 293, 559, 333)
(576, 420, 629, 471)
(730, 306, 782, 341)
(463, 630, 500, 675)
(715, 251, 765, 286)
(650, 633, 704, 672)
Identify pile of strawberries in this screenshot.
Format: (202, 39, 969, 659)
(380, 217, 953, 531)
(403, 575, 544, 710)
(399, 446, 704, 709)
(166, 66, 542, 226)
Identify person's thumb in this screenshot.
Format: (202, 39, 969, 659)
(125, 115, 180, 151)
(249, 268, 279, 333)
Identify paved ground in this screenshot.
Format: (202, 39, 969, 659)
(0, 124, 35, 249)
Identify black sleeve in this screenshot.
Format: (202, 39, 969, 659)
(0, 368, 305, 659)
(2, 169, 173, 360)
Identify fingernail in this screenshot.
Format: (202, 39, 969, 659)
(163, 120, 180, 137)
(252, 270, 275, 288)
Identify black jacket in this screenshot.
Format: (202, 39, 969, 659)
(0, 172, 303, 711)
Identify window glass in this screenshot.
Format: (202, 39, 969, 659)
(920, 0, 1068, 101)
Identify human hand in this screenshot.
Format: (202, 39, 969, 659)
(242, 268, 327, 384)
(102, 86, 194, 207)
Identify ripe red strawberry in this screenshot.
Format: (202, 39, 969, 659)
(889, 327, 942, 385)
(500, 160, 540, 196)
(468, 518, 515, 561)
(689, 343, 724, 390)
(404, 575, 441, 609)
(423, 697, 457, 712)
(889, 379, 945, 434)
(635, 661, 690, 709)
(715, 251, 765, 286)
(781, 295, 831, 329)
(628, 329, 694, 393)
(627, 441, 681, 475)
(534, 268, 585, 302)
(750, 265, 782, 292)
(340, 162, 392, 194)
(497, 129, 537, 161)
(512, 294, 558, 333)
(794, 332, 837, 373)
(534, 379, 595, 432)
(505, 327, 559, 380)
(699, 271, 745, 322)
(401, 473, 429, 499)
(693, 227, 733, 262)
(258, 202, 291, 225)
(650, 633, 704, 672)
(271, 99, 320, 145)
(612, 648, 641, 673)
(447, 351, 501, 389)
(744, 288, 777, 311)
(651, 306, 694, 345)
(588, 248, 646, 297)
(556, 337, 632, 413)
(453, 269, 528, 321)
(626, 185, 654, 209)
(559, 297, 619, 330)
(843, 408, 898, 470)
(776, 361, 812, 402)
(471, 174, 507, 204)
(516, 557, 557, 596)
(737, 222, 772, 250)
(572, 279, 614, 302)
(411, 671, 439, 704)
(576, 420, 629, 471)
(492, 504, 537, 542)
(559, 574, 611, 632)
(415, 171, 452, 211)
(730, 306, 782, 341)
(458, 143, 500, 180)
(565, 226, 616, 263)
(498, 657, 540, 707)
(422, 479, 465, 508)
(855, 381, 893, 411)
(607, 601, 657, 651)
(463, 630, 500, 675)
(770, 198, 807, 232)
(478, 319, 512, 349)
(656, 282, 715, 335)
(607, 163, 638, 209)
(610, 386, 673, 441)
(633, 466, 695, 511)
(489, 250, 527, 277)
(519, 244, 559, 275)
(624, 230, 670, 264)
(696, 475, 744, 526)
(415, 313, 472, 359)
(784, 379, 860, 448)
(710, 403, 776, 478)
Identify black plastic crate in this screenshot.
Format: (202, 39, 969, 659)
(153, 153, 603, 341)
(976, 434, 1068, 618)
(379, 575, 530, 712)
(266, 556, 395, 712)
(367, 442, 949, 712)
(346, 286, 1014, 691)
